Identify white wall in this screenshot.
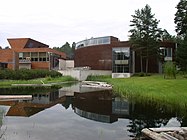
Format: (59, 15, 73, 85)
(58, 69, 111, 81)
(112, 73, 131, 78)
(59, 59, 66, 70)
(59, 59, 74, 70)
(19, 63, 31, 69)
(66, 60, 74, 68)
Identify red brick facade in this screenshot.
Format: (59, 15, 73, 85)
(75, 36, 176, 73)
(0, 38, 66, 70)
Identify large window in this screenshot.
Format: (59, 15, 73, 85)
(76, 36, 111, 49)
(19, 52, 49, 62)
(112, 47, 131, 73)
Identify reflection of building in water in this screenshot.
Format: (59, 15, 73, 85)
(0, 91, 68, 117)
(72, 90, 134, 123)
(112, 97, 131, 116)
(75, 108, 113, 123)
(0, 84, 134, 122)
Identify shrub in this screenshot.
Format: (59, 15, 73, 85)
(163, 61, 176, 79)
(0, 69, 62, 80)
(132, 72, 145, 77)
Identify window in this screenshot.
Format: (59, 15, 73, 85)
(76, 37, 111, 49)
(160, 47, 172, 57)
(19, 53, 23, 60)
(31, 52, 38, 62)
(39, 52, 47, 61)
(165, 48, 172, 57)
(112, 47, 131, 73)
(28, 43, 33, 48)
(102, 37, 110, 44)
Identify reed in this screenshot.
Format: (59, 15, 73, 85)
(87, 75, 187, 110)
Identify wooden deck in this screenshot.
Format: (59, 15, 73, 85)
(142, 127, 187, 140)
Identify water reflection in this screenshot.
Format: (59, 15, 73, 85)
(0, 83, 186, 139)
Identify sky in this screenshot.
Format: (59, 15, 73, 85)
(0, 0, 180, 48)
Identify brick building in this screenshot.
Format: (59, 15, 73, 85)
(75, 36, 176, 78)
(0, 38, 66, 70)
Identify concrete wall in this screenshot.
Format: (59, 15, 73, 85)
(58, 69, 111, 81)
(59, 59, 66, 70)
(19, 63, 31, 69)
(112, 73, 131, 78)
(59, 60, 74, 70)
(66, 60, 74, 68)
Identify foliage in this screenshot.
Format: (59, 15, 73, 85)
(163, 61, 176, 79)
(174, 0, 187, 73)
(53, 42, 75, 59)
(86, 75, 111, 81)
(129, 4, 162, 74)
(174, 0, 187, 37)
(132, 72, 151, 77)
(0, 69, 61, 80)
(176, 38, 187, 72)
(160, 29, 176, 42)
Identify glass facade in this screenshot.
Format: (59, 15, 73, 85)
(112, 47, 131, 73)
(76, 36, 111, 49)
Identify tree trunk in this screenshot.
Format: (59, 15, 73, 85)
(146, 58, 149, 74)
(140, 51, 143, 73)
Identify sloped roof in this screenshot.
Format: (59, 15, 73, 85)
(8, 38, 29, 50)
(7, 38, 66, 59)
(7, 38, 49, 50)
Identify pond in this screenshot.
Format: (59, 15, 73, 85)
(0, 83, 187, 140)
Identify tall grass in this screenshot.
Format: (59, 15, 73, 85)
(163, 61, 176, 79)
(87, 75, 187, 110)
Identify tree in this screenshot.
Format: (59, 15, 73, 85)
(129, 4, 162, 74)
(174, 0, 187, 72)
(71, 42, 76, 59)
(174, 0, 187, 38)
(160, 29, 176, 42)
(176, 37, 187, 72)
(53, 42, 74, 59)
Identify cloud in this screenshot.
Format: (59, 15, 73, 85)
(0, 0, 179, 48)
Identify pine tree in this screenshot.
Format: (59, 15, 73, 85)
(129, 4, 162, 74)
(174, 0, 187, 72)
(174, 0, 187, 37)
(176, 36, 187, 72)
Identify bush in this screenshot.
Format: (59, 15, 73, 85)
(0, 69, 62, 80)
(132, 72, 152, 77)
(163, 61, 176, 79)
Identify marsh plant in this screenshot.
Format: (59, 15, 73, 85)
(163, 61, 176, 79)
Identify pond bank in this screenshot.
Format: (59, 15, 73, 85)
(86, 75, 187, 109)
(0, 76, 77, 88)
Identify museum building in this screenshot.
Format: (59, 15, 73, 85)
(0, 38, 66, 70)
(75, 36, 176, 78)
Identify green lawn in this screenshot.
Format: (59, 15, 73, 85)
(0, 76, 76, 88)
(87, 75, 187, 109)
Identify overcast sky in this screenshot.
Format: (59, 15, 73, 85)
(0, 0, 179, 48)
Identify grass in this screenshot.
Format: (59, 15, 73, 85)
(0, 76, 76, 88)
(87, 74, 187, 110)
